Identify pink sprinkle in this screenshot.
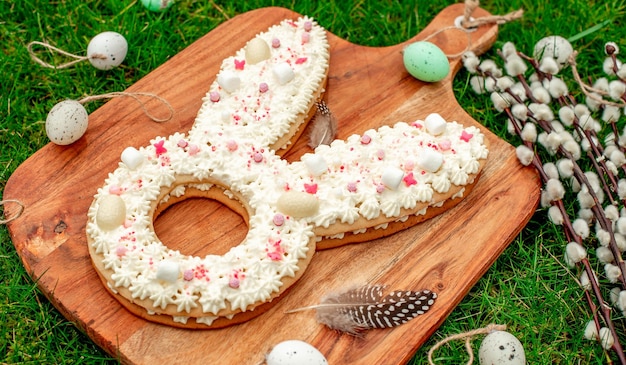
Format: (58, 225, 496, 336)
(210, 91, 220, 102)
(272, 38, 281, 48)
(229, 277, 240, 289)
(376, 183, 385, 193)
(183, 269, 194, 281)
(411, 122, 423, 128)
(253, 152, 263, 163)
(267, 252, 282, 261)
(177, 139, 188, 148)
(154, 139, 167, 157)
(123, 219, 133, 228)
(226, 140, 238, 151)
(304, 21, 313, 31)
(304, 183, 318, 194)
(116, 246, 127, 257)
(234, 59, 245, 70)
(376, 149, 385, 160)
(301, 32, 310, 43)
(347, 182, 357, 193)
(404, 160, 415, 171)
(273, 213, 285, 226)
(460, 130, 474, 142)
(188, 144, 200, 156)
(438, 139, 452, 151)
(295, 57, 308, 64)
(403, 172, 417, 186)
(109, 185, 122, 195)
(259, 82, 269, 93)
(361, 135, 372, 144)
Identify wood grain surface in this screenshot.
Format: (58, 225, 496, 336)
(4, 4, 541, 365)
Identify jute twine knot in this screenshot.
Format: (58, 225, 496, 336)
(422, 0, 523, 59)
(0, 200, 25, 224)
(427, 323, 507, 365)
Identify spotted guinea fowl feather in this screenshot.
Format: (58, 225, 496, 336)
(307, 100, 338, 148)
(286, 285, 437, 336)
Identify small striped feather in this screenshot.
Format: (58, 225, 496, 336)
(286, 285, 437, 336)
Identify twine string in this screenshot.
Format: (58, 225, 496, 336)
(27, 41, 90, 69)
(0, 200, 25, 225)
(427, 323, 507, 365)
(77, 92, 175, 123)
(461, 0, 524, 29)
(420, 0, 523, 59)
(568, 51, 626, 108)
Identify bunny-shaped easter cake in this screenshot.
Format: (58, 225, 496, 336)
(86, 16, 488, 329)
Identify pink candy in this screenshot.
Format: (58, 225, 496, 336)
(188, 144, 200, 156)
(210, 91, 220, 102)
(183, 269, 194, 281)
(273, 213, 285, 226)
(259, 82, 269, 93)
(226, 140, 238, 151)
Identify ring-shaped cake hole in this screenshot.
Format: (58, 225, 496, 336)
(153, 184, 250, 257)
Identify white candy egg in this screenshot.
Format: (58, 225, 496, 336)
(479, 330, 526, 365)
(96, 195, 127, 230)
(45, 100, 89, 145)
(87, 31, 128, 70)
(266, 340, 327, 365)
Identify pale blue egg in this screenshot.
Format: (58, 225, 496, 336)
(403, 41, 450, 82)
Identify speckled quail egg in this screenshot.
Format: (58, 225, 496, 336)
(533, 35, 573, 65)
(87, 31, 128, 70)
(45, 100, 89, 145)
(479, 330, 526, 365)
(266, 340, 327, 365)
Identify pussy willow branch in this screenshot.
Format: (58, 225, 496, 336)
(501, 105, 626, 363)
(477, 51, 626, 361)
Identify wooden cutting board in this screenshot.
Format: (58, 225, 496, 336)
(4, 4, 540, 365)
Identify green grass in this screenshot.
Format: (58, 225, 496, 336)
(3, 0, 626, 364)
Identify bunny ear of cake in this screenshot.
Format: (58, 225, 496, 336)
(286, 284, 437, 336)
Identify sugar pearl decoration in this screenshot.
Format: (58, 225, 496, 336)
(381, 166, 405, 190)
(424, 113, 447, 135)
(156, 260, 180, 283)
(121, 146, 145, 170)
(273, 62, 295, 85)
(96, 195, 126, 230)
(45, 100, 89, 145)
(87, 31, 128, 70)
(303, 154, 328, 176)
(217, 70, 241, 93)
